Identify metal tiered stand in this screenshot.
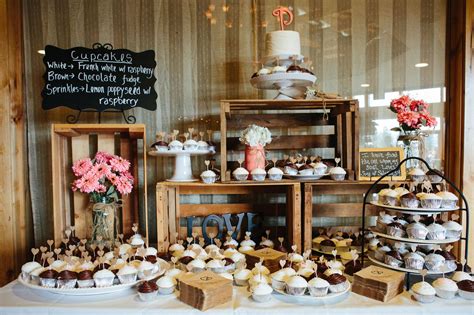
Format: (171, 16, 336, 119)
(361, 157, 470, 288)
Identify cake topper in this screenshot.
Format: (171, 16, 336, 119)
(272, 6, 293, 31)
(279, 259, 286, 269)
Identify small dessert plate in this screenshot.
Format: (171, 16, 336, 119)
(273, 281, 350, 305)
(283, 173, 329, 180)
(370, 201, 459, 215)
(367, 253, 457, 275)
(371, 230, 460, 245)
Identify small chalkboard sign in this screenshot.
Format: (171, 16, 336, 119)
(359, 147, 406, 180)
(41, 43, 157, 123)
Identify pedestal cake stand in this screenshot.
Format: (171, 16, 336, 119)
(149, 148, 215, 182)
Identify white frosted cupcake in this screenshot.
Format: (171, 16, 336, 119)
(183, 139, 198, 151)
(376, 213, 395, 233)
(374, 245, 391, 261)
(251, 168, 266, 181)
(330, 166, 346, 181)
(436, 191, 458, 209)
(443, 220, 463, 239)
(29, 267, 46, 285)
(313, 161, 327, 175)
(271, 270, 291, 290)
(251, 283, 273, 302)
(412, 281, 436, 303)
(117, 265, 138, 284)
(252, 264, 270, 276)
(308, 277, 330, 297)
(426, 223, 446, 240)
(433, 277, 458, 299)
(408, 168, 426, 182)
(157, 275, 176, 295)
(233, 167, 249, 181)
(206, 259, 225, 274)
(452, 271, 472, 282)
(249, 274, 270, 287)
(285, 275, 308, 296)
(187, 259, 206, 273)
(406, 222, 429, 240)
(21, 261, 42, 281)
(137, 261, 157, 279)
(200, 170, 217, 184)
(419, 193, 442, 209)
(93, 269, 115, 287)
(168, 140, 183, 151)
(234, 268, 252, 286)
(404, 252, 425, 270)
(268, 167, 283, 181)
(424, 253, 445, 271)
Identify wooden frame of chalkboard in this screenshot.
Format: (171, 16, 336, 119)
(358, 147, 406, 181)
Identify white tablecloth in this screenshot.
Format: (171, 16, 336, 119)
(1, 280, 473, 315)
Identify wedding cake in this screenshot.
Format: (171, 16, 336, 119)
(264, 30, 301, 57)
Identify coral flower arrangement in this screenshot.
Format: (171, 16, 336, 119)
(389, 95, 437, 132)
(71, 151, 134, 203)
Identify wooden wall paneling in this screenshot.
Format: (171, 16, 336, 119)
(71, 134, 90, 239)
(120, 133, 133, 236)
(0, 0, 28, 286)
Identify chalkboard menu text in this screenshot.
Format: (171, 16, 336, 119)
(359, 147, 406, 180)
(41, 44, 157, 117)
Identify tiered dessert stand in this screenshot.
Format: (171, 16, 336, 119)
(250, 55, 317, 100)
(149, 148, 215, 182)
(360, 157, 470, 287)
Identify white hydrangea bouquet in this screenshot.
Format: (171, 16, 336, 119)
(239, 124, 272, 147)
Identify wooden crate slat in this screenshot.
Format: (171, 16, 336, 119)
(71, 134, 91, 239)
(352, 105, 360, 179)
(312, 203, 379, 217)
(309, 182, 378, 195)
(179, 184, 288, 195)
(226, 135, 336, 151)
(226, 113, 334, 129)
(342, 112, 353, 171)
(221, 99, 356, 110)
(168, 187, 177, 245)
(52, 131, 70, 244)
(179, 203, 287, 217)
(120, 133, 132, 236)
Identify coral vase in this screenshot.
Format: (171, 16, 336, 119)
(244, 144, 266, 178)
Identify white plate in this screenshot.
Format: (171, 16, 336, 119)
(18, 276, 139, 296)
(250, 72, 317, 90)
(367, 252, 457, 275)
(273, 281, 351, 305)
(311, 247, 367, 255)
(370, 201, 459, 215)
(284, 173, 329, 180)
(371, 230, 460, 245)
(148, 149, 215, 157)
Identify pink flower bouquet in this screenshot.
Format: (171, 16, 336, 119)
(71, 151, 134, 203)
(389, 95, 437, 132)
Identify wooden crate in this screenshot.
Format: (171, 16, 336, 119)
(155, 181, 301, 252)
(51, 124, 148, 244)
(303, 181, 383, 251)
(219, 99, 359, 182)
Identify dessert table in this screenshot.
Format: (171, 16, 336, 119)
(1, 280, 473, 315)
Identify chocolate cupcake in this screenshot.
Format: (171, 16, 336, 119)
(39, 269, 58, 288)
(457, 280, 474, 300)
(384, 251, 403, 267)
(426, 169, 443, 183)
(179, 256, 194, 265)
(145, 255, 157, 264)
(77, 270, 94, 288)
(320, 239, 336, 253)
(298, 163, 313, 176)
(138, 280, 158, 301)
(93, 263, 111, 274)
(57, 270, 77, 289)
(344, 260, 362, 276)
(400, 192, 420, 208)
(287, 65, 302, 73)
(157, 251, 172, 261)
(387, 221, 406, 238)
(151, 140, 169, 152)
(326, 274, 349, 293)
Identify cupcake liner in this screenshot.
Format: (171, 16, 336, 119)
(252, 174, 266, 181)
(268, 174, 283, 181)
(118, 273, 138, 284)
(201, 176, 216, 184)
(271, 278, 286, 291)
(404, 258, 424, 270)
(158, 286, 175, 295)
(383, 196, 399, 206)
(406, 227, 428, 240)
(299, 169, 314, 176)
(234, 278, 249, 287)
(458, 289, 474, 300)
(113, 276, 120, 285)
(374, 250, 387, 262)
(420, 199, 442, 209)
(320, 245, 336, 253)
(330, 174, 345, 181)
(40, 278, 57, 288)
(184, 144, 198, 151)
(94, 277, 115, 288)
(314, 167, 327, 175)
(285, 285, 306, 296)
(57, 279, 77, 289)
(77, 279, 95, 288)
(384, 255, 403, 268)
(168, 145, 182, 150)
(30, 275, 41, 285)
(207, 266, 225, 274)
(376, 221, 388, 233)
(155, 146, 168, 152)
(427, 174, 443, 183)
(445, 230, 462, 239)
(441, 200, 457, 209)
(234, 174, 248, 181)
(426, 231, 446, 240)
(410, 175, 426, 182)
(386, 226, 406, 238)
(401, 198, 420, 209)
(445, 260, 457, 271)
(308, 286, 329, 297)
(425, 261, 445, 272)
(284, 167, 298, 175)
(412, 292, 435, 303)
(138, 291, 158, 301)
(329, 281, 349, 293)
(435, 287, 457, 299)
(252, 293, 272, 302)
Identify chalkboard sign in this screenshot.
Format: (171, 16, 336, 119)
(359, 147, 406, 180)
(41, 44, 157, 116)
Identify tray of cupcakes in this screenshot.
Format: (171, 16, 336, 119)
(312, 230, 368, 255)
(280, 156, 344, 181)
(150, 129, 216, 154)
(373, 212, 462, 245)
(368, 240, 460, 275)
(18, 226, 169, 295)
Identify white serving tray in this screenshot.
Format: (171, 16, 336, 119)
(273, 281, 351, 305)
(370, 201, 459, 215)
(372, 230, 460, 245)
(367, 252, 456, 275)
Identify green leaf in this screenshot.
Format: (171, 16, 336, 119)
(390, 127, 402, 132)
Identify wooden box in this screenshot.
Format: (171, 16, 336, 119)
(303, 181, 384, 251)
(352, 266, 405, 302)
(155, 181, 301, 252)
(51, 124, 148, 244)
(179, 270, 233, 311)
(245, 248, 287, 273)
(220, 99, 359, 182)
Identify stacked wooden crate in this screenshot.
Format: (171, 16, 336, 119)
(51, 124, 148, 244)
(219, 99, 359, 182)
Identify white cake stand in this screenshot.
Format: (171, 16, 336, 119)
(250, 72, 316, 99)
(148, 149, 215, 182)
